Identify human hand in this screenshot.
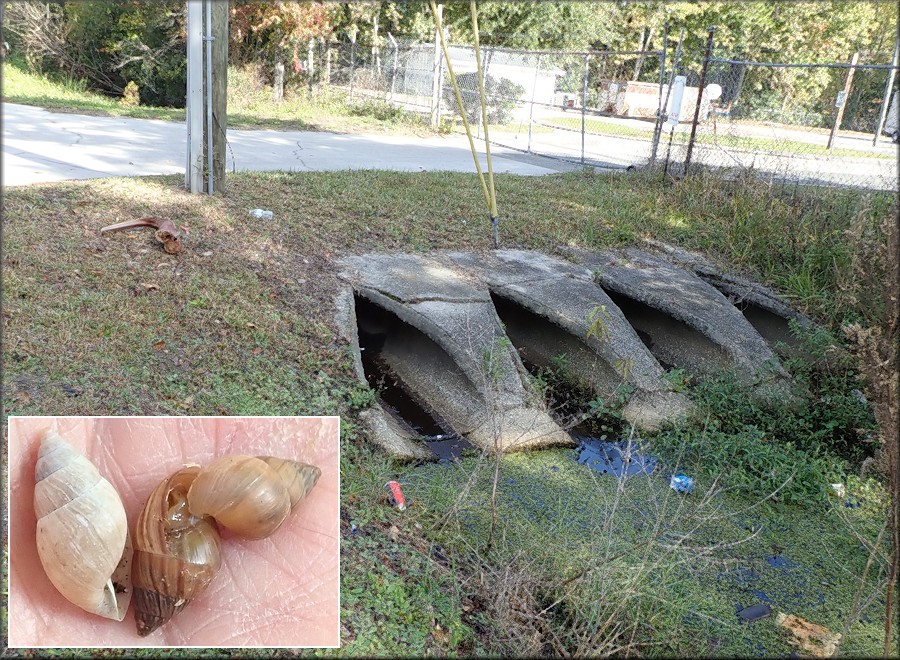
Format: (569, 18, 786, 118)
(8, 416, 339, 647)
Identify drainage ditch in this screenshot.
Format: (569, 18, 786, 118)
(488, 291, 630, 441)
(354, 294, 475, 461)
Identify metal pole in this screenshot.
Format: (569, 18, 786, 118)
(185, 0, 204, 193)
(430, 3, 443, 130)
(581, 53, 589, 164)
(650, 21, 669, 164)
(684, 27, 714, 178)
(204, 0, 213, 195)
(827, 51, 859, 150)
(527, 54, 541, 152)
(655, 28, 684, 167)
(874, 34, 899, 146)
(388, 33, 398, 100)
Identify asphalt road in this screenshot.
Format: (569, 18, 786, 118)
(2, 102, 581, 187)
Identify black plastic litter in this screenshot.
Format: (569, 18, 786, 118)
(737, 604, 772, 622)
(576, 436, 658, 477)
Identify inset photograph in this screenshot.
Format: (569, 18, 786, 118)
(7, 416, 339, 648)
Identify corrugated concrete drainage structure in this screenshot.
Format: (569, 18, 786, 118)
(336, 249, 798, 461)
(564, 246, 790, 383)
(336, 253, 571, 460)
(642, 239, 818, 360)
(445, 250, 693, 432)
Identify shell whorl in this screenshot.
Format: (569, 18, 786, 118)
(34, 429, 132, 621)
(186, 455, 321, 540)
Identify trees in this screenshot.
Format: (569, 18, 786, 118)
(5, 1, 187, 105)
(230, 1, 331, 69)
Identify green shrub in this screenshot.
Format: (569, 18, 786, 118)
(119, 80, 140, 107)
(652, 423, 842, 505)
(690, 327, 876, 464)
(445, 72, 525, 125)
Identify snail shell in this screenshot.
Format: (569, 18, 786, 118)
(132, 466, 222, 637)
(34, 429, 133, 621)
(187, 455, 321, 540)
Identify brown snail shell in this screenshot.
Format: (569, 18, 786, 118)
(187, 455, 321, 540)
(132, 466, 222, 637)
(34, 430, 133, 621)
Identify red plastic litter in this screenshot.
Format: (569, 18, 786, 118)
(385, 481, 406, 510)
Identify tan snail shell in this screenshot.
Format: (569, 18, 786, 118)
(132, 455, 320, 635)
(187, 455, 322, 540)
(132, 466, 222, 637)
(34, 429, 133, 621)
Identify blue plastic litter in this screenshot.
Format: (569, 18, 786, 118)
(737, 604, 772, 622)
(576, 438, 658, 477)
(765, 554, 796, 570)
(670, 474, 694, 493)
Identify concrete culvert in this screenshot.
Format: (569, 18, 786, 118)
(336, 253, 571, 457)
(642, 239, 818, 360)
(447, 249, 693, 432)
(601, 287, 731, 374)
(489, 291, 621, 395)
(355, 294, 479, 462)
(565, 247, 787, 381)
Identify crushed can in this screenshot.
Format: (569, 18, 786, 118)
(385, 481, 406, 511)
(670, 474, 694, 494)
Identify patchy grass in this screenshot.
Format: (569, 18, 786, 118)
(402, 446, 892, 657)
(3, 169, 895, 656)
(1, 55, 184, 121)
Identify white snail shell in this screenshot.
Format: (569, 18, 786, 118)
(34, 429, 133, 621)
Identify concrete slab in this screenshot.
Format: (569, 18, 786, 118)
(564, 247, 785, 379)
(338, 253, 570, 453)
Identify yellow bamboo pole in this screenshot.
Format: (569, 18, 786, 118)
(470, 0, 500, 245)
(428, 0, 491, 211)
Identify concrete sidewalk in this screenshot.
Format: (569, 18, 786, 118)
(2, 103, 581, 186)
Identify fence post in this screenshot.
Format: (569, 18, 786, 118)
(349, 37, 357, 100)
(874, 35, 899, 146)
(273, 56, 284, 104)
(650, 21, 669, 164)
(527, 54, 541, 153)
(430, 3, 443, 130)
(683, 26, 715, 177)
(827, 52, 859, 150)
(581, 53, 589, 164)
(325, 41, 332, 85)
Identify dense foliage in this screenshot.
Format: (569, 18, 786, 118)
(4, 1, 895, 126)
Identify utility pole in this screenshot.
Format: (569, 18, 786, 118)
(874, 35, 899, 146)
(185, 0, 204, 193)
(186, 0, 227, 194)
(827, 51, 859, 150)
(210, 0, 228, 191)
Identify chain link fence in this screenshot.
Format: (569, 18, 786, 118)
(443, 46, 666, 169)
(304, 32, 897, 192)
(662, 52, 898, 191)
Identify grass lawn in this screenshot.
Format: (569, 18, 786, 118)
(3, 167, 896, 655)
